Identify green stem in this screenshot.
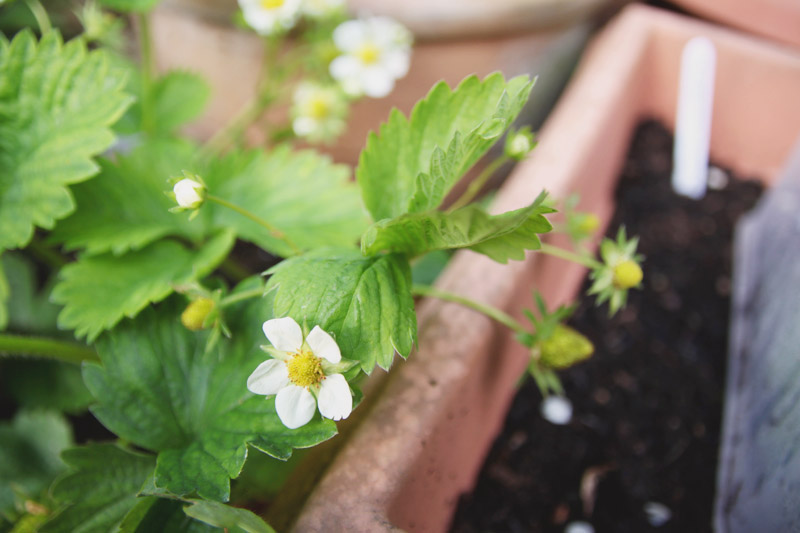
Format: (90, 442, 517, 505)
(25, 0, 52, 34)
(539, 242, 602, 269)
(138, 13, 156, 134)
(220, 287, 265, 307)
(412, 284, 527, 335)
(206, 194, 301, 255)
(202, 35, 282, 157)
(447, 155, 511, 212)
(27, 237, 67, 270)
(218, 257, 252, 283)
(0, 333, 98, 364)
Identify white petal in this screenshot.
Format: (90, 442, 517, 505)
(540, 395, 573, 425)
(306, 325, 341, 363)
(382, 50, 410, 79)
(246, 359, 289, 395)
(275, 385, 316, 429)
(333, 20, 365, 52)
(329, 55, 361, 82)
(262, 317, 303, 352)
(361, 69, 394, 98)
(293, 117, 318, 136)
(317, 374, 352, 421)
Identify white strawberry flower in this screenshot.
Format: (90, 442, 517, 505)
(329, 16, 412, 98)
(291, 83, 347, 142)
(173, 178, 205, 209)
(247, 317, 354, 429)
(300, 0, 344, 18)
(238, 0, 301, 35)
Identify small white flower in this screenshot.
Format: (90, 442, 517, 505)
(247, 317, 353, 429)
(291, 83, 347, 142)
(329, 17, 412, 98)
(173, 178, 205, 209)
(300, 0, 344, 18)
(239, 0, 301, 35)
(541, 395, 573, 425)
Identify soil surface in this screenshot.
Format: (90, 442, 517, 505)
(449, 121, 763, 533)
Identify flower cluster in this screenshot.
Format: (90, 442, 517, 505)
(290, 82, 347, 142)
(247, 317, 354, 429)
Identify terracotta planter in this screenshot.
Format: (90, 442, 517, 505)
(289, 5, 800, 532)
(148, 0, 615, 164)
(670, 0, 800, 49)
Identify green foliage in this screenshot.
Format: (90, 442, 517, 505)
(362, 193, 553, 262)
(204, 146, 369, 257)
(265, 248, 417, 373)
(0, 253, 61, 334)
(81, 295, 337, 502)
(0, 258, 7, 330)
(0, 30, 131, 254)
(0, 411, 72, 517)
(150, 71, 211, 134)
(118, 498, 216, 533)
(50, 139, 202, 256)
(1, 360, 93, 413)
(357, 73, 533, 221)
(97, 0, 160, 13)
(41, 444, 155, 533)
(52, 231, 235, 341)
(184, 500, 275, 533)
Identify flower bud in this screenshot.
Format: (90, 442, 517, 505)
(173, 178, 205, 209)
(539, 324, 593, 369)
(504, 129, 535, 161)
(181, 297, 215, 331)
(612, 260, 643, 289)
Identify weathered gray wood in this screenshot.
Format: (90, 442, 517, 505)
(716, 139, 800, 532)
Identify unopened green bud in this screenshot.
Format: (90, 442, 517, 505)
(539, 324, 593, 369)
(181, 297, 215, 331)
(613, 260, 643, 289)
(504, 129, 535, 161)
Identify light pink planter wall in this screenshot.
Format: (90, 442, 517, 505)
(292, 5, 800, 532)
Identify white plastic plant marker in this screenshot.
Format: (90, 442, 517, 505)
(671, 36, 716, 199)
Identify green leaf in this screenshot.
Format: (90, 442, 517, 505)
(49, 139, 203, 256)
(0, 411, 73, 515)
(0, 31, 131, 253)
(1, 359, 93, 413)
(82, 295, 337, 502)
(266, 249, 417, 372)
(119, 498, 216, 533)
(0, 253, 61, 334)
(362, 193, 554, 263)
(205, 146, 369, 257)
(150, 71, 210, 134)
(0, 257, 7, 330)
(97, 0, 160, 13)
(52, 231, 235, 341)
(184, 500, 275, 533)
(357, 73, 533, 221)
(41, 444, 155, 533)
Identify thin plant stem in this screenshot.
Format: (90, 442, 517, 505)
(138, 13, 156, 134)
(206, 194, 301, 255)
(412, 284, 527, 335)
(25, 0, 52, 34)
(447, 155, 511, 212)
(27, 237, 67, 270)
(539, 242, 602, 269)
(0, 333, 99, 364)
(220, 287, 265, 307)
(218, 257, 252, 283)
(202, 35, 282, 157)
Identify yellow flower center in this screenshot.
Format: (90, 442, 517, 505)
(180, 297, 215, 331)
(307, 95, 330, 119)
(286, 350, 324, 388)
(356, 42, 381, 65)
(260, 0, 284, 9)
(577, 213, 600, 235)
(613, 260, 643, 289)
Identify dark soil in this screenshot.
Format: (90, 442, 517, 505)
(449, 120, 764, 533)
